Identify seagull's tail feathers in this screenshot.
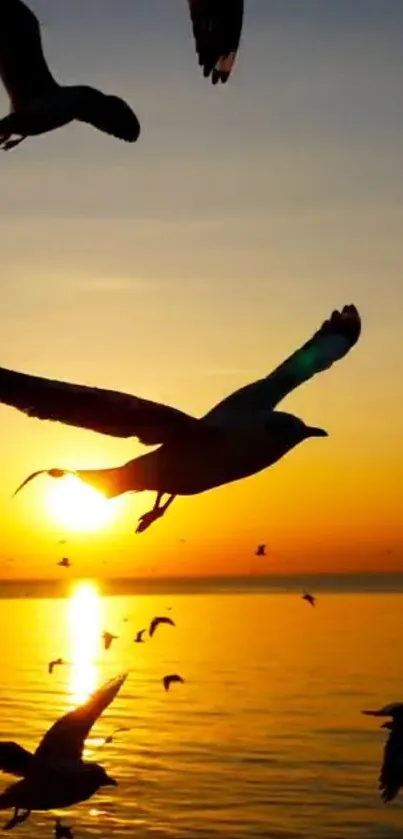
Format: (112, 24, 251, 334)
(0, 743, 34, 778)
(75, 457, 151, 499)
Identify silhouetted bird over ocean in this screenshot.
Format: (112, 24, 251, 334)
(362, 704, 403, 802)
(0, 0, 140, 151)
(255, 544, 266, 556)
(187, 0, 244, 83)
(57, 557, 70, 569)
(302, 593, 315, 608)
(149, 616, 175, 638)
(0, 305, 361, 533)
(163, 674, 184, 692)
(102, 631, 118, 651)
(0, 673, 126, 829)
(134, 629, 146, 644)
(48, 658, 66, 676)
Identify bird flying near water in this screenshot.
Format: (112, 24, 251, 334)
(0, 305, 361, 534)
(163, 674, 184, 692)
(302, 592, 315, 607)
(48, 658, 66, 676)
(0, 0, 140, 151)
(134, 629, 146, 644)
(57, 557, 70, 569)
(102, 631, 118, 651)
(0, 673, 126, 829)
(362, 704, 403, 802)
(187, 0, 244, 84)
(255, 544, 266, 556)
(149, 616, 175, 638)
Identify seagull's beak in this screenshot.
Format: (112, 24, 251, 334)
(104, 773, 118, 786)
(307, 426, 328, 438)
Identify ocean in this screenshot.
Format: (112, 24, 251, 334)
(0, 581, 402, 838)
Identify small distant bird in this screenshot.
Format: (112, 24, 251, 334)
(0, 0, 140, 152)
(187, 0, 244, 84)
(255, 544, 266, 556)
(48, 658, 66, 675)
(102, 727, 130, 747)
(163, 674, 184, 692)
(102, 631, 118, 651)
(58, 557, 70, 569)
(302, 592, 315, 607)
(0, 673, 126, 829)
(54, 818, 73, 839)
(134, 629, 146, 644)
(4, 306, 361, 535)
(149, 616, 175, 638)
(362, 703, 403, 802)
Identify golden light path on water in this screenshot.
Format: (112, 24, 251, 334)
(68, 580, 102, 706)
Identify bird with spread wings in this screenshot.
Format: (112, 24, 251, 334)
(0, 305, 361, 534)
(0, 674, 126, 829)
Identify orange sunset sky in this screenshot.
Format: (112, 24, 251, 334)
(0, 1, 401, 579)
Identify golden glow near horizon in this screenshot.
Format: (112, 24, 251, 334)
(68, 580, 101, 705)
(46, 475, 121, 534)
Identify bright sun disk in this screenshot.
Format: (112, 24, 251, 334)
(46, 474, 120, 533)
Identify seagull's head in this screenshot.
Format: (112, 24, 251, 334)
(268, 412, 328, 446)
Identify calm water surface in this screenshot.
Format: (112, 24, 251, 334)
(0, 587, 402, 838)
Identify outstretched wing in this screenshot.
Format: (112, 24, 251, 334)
(379, 724, 403, 802)
(0, 366, 200, 445)
(0, 742, 33, 777)
(205, 305, 361, 425)
(34, 673, 127, 765)
(0, 0, 56, 108)
(187, 0, 244, 83)
(75, 91, 140, 143)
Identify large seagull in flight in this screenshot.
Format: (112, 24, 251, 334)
(0, 305, 361, 533)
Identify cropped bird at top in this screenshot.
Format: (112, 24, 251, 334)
(362, 704, 403, 802)
(187, 0, 244, 83)
(0, 0, 140, 151)
(0, 304, 361, 534)
(0, 673, 126, 829)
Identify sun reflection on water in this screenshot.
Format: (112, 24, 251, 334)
(68, 580, 102, 705)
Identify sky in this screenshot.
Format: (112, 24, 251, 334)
(0, 0, 402, 579)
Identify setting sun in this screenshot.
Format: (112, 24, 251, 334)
(46, 474, 121, 533)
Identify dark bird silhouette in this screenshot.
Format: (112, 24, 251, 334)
(0, 673, 126, 829)
(2, 305, 361, 533)
(58, 557, 70, 569)
(0, 0, 140, 151)
(102, 631, 118, 651)
(187, 0, 244, 83)
(149, 616, 175, 638)
(54, 818, 73, 839)
(362, 704, 403, 802)
(102, 727, 130, 747)
(134, 629, 146, 644)
(163, 674, 184, 692)
(48, 658, 66, 675)
(255, 544, 266, 556)
(302, 592, 315, 607)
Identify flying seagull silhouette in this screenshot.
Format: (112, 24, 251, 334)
(1, 305, 361, 533)
(149, 616, 175, 638)
(134, 629, 146, 644)
(187, 0, 244, 83)
(58, 557, 70, 569)
(0, 0, 140, 151)
(163, 674, 184, 692)
(302, 592, 315, 607)
(54, 818, 73, 839)
(101, 727, 130, 747)
(48, 658, 66, 675)
(102, 631, 118, 651)
(255, 544, 266, 556)
(362, 703, 403, 802)
(0, 673, 126, 829)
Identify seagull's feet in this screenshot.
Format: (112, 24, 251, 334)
(136, 494, 176, 534)
(136, 506, 165, 534)
(3, 809, 30, 830)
